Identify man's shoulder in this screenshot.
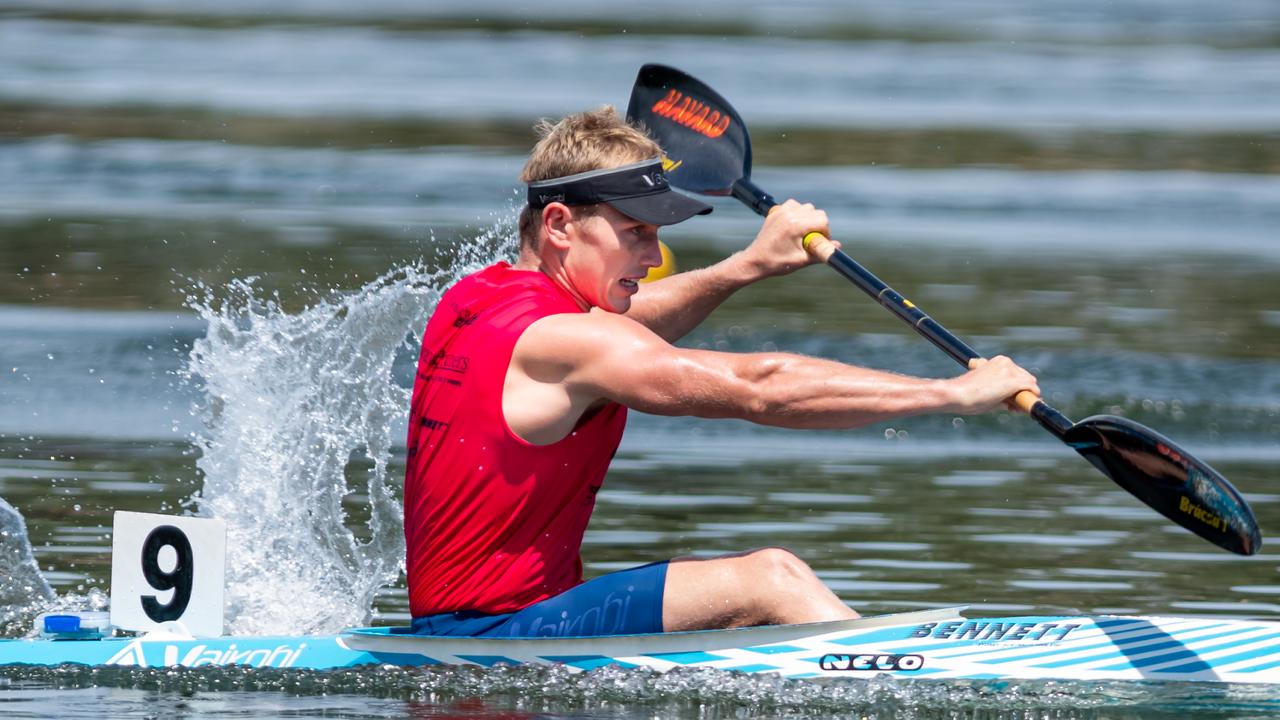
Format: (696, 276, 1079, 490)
(527, 306, 642, 334)
(434, 264, 556, 323)
(446, 263, 581, 310)
(443, 262, 513, 296)
(516, 309, 658, 367)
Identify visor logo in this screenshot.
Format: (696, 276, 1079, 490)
(651, 89, 731, 139)
(640, 171, 668, 188)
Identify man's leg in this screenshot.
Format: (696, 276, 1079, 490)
(662, 547, 858, 632)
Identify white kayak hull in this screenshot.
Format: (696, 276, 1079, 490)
(4, 607, 1279, 684)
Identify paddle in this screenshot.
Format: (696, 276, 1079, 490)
(627, 63, 1262, 556)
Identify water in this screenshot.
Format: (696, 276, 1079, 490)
(2, 0, 1280, 717)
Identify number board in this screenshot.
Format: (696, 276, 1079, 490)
(110, 511, 226, 637)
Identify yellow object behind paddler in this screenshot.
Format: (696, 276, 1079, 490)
(641, 241, 677, 283)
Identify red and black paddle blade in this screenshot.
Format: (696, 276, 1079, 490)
(626, 64, 753, 195)
(1063, 415, 1261, 555)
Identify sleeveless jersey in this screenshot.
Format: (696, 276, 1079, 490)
(404, 262, 627, 617)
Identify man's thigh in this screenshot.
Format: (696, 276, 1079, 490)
(662, 548, 858, 631)
(496, 560, 669, 637)
(662, 550, 765, 632)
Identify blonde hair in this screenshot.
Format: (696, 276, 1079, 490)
(518, 106, 662, 249)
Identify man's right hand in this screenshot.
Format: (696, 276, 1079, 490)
(945, 356, 1041, 415)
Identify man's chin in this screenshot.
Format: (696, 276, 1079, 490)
(602, 296, 631, 314)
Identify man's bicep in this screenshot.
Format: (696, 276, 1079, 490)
(566, 316, 755, 418)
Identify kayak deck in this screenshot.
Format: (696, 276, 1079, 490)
(2, 607, 1278, 684)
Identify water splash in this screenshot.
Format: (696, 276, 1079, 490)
(185, 223, 514, 635)
(1, 494, 120, 638)
(0, 496, 55, 635)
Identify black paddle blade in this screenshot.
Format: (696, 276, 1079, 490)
(626, 64, 752, 194)
(1063, 415, 1261, 555)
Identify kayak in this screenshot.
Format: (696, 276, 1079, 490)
(4, 606, 1280, 684)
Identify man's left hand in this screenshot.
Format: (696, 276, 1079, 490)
(739, 199, 840, 279)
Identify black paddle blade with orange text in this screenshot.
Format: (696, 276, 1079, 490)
(627, 64, 751, 195)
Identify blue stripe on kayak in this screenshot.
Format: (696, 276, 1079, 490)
(851, 641, 955, 655)
(1160, 639, 1280, 675)
(645, 651, 728, 665)
(988, 622, 1228, 666)
(743, 644, 806, 655)
(877, 619, 1157, 660)
(1094, 629, 1275, 672)
(721, 663, 780, 673)
(456, 655, 522, 667)
(1032, 638, 1188, 670)
(1156, 659, 1214, 674)
(540, 655, 635, 671)
(877, 639, 1017, 656)
(974, 637, 1142, 666)
(971, 624, 1208, 665)
(829, 627, 930, 646)
(366, 651, 437, 667)
(1099, 649, 1207, 672)
(1035, 627, 1253, 670)
(1233, 654, 1280, 675)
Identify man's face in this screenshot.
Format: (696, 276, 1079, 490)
(563, 204, 664, 314)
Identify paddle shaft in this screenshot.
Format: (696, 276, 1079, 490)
(630, 62, 1260, 554)
(735, 178, 1074, 437)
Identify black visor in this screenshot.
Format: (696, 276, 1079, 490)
(527, 159, 712, 226)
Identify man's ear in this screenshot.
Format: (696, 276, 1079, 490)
(542, 203, 574, 251)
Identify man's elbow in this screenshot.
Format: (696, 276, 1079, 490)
(737, 357, 791, 422)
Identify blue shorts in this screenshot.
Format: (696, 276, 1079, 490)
(405, 561, 668, 638)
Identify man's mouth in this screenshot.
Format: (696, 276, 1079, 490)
(619, 277, 640, 290)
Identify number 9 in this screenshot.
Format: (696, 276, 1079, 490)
(140, 525, 194, 622)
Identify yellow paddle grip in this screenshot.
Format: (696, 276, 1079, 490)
(802, 231, 837, 261)
(763, 206, 835, 260)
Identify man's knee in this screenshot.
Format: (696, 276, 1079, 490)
(745, 547, 814, 583)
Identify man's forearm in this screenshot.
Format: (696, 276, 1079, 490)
(624, 252, 762, 342)
(729, 353, 958, 429)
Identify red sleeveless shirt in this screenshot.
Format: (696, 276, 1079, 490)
(404, 262, 627, 617)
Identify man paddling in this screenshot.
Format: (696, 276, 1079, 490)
(403, 107, 1039, 638)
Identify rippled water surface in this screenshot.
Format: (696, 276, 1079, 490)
(2, 0, 1279, 717)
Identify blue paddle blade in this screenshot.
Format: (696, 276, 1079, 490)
(626, 64, 753, 195)
(1063, 415, 1261, 555)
